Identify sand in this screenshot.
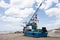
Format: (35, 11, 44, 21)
(0, 33, 60, 40)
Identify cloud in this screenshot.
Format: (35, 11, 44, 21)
(39, 0, 59, 9)
(38, 0, 60, 30)
(56, 3, 60, 8)
(0, 0, 35, 31)
(45, 0, 59, 9)
(45, 7, 60, 30)
(9, 0, 35, 8)
(0, 0, 35, 8)
(0, 14, 2, 17)
(0, 0, 9, 8)
(45, 8, 60, 18)
(35, 0, 43, 3)
(45, 19, 60, 30)
(5, 0, 35, 20)
(0, 0, 60, 31)
(35, 0, 43, 8)
(53, 0, 59, 3)
(40, 3, 45, 9)
(0, 23, 23, 31)
(0, 15, 24, 31)
(5, 0, 35, 18)
(5, 7, 35, 18)
(0, 15, 22, 23)
(2, 16, 22, 22)
(39, 0, 60, 30)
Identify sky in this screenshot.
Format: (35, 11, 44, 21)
(0, 0, 60, 32)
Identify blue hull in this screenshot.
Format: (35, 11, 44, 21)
(24, 31, 48, 37)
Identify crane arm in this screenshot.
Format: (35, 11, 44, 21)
(28, 3, 42, 24)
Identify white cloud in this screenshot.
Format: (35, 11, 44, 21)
(56, 3, 60, 8)
(39, 0, 59, 9)
(35, 0, 44, 4)
(35, 0, 44, 8)
(0, 14, 24, 31)
(45, 19, 60, 30)
(0, 0, 35, 8)
(5, 7, 35, 18)
(41, 0, 60, 30)
(0, 23, 23, 31)
(0, 0, 60, 31)
(9, 0, 35, 8)
(40, 3, 45, 9)
(0, 15, 22, 22)
(0, 14, 2, 17)
(0, 0, 9, 8)
(45, 8, 60, 18)
(0, 0, 35, 31)
(44, 0, 53, 9)
(45, 7, 60, 30)
(4, 0, 35, 23)
(53, 0, 59, 3)
(5, 0, 35, 18)
(0, 15, 23, 31)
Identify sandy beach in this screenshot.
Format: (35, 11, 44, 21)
(0, 33, 60, 40)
